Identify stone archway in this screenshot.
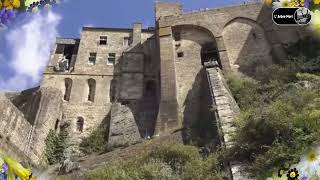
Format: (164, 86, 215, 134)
(222, 17, 272, 74)
(156, 24, 224, 134)
(164, 25, 219, 144)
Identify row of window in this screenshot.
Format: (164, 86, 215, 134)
(88, 52, 116, 65)
(64, 78, 96, 102)
(99, 36, 132, 46)
(55, 117, 84, 133)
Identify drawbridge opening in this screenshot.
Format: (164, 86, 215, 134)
(201, 43, 221, 69)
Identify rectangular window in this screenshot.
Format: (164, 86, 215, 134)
(99, 36, 108, 45)
(174, 33, 181, 41)
(177, 52, 184, 58)
(89, 52, 97, 65)
(108, 53, 116, 65)
(123, 37, 130, 46)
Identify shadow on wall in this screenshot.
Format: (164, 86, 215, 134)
(7, 86, 41, 125)
(100, 110, 111, 142)
(108, 33, 160, 139)
(182, 68, 220, 149)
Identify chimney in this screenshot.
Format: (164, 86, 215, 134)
(132, 23, 142, 45)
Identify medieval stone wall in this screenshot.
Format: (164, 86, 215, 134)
(40, 25, 160, 153)
(1, 1, 313, 170)
(26, 87, 63, 164)
(155, 2, 311, 134)
(0, 93, 36, 163)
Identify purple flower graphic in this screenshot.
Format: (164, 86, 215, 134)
(305, 0, 310, 8)
(0, 8, 17, 26)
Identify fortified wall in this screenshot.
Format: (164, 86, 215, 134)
(0, 87, 62, 165)
(0, 1, 313, 170)
(154, 2, 311, 134)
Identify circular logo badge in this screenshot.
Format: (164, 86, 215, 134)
(294, 7, 312, 25)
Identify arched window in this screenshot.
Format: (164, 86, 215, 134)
(87, 79, 96, 102)
(64, 78, 72, 101)
(110, 79, 117, 103)
(76, 117, 84, 132)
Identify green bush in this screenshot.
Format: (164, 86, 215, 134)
(45, 129, 68, 164)
(227, 75, 259, 110)
(79, 128, 108, 154)
(85, 144, 227, 180)
(296, 72, 320, 82)
(227, 48, 320, 178)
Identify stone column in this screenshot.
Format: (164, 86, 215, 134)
(216, 36, 231, 73)
(154, 26, 179, 135)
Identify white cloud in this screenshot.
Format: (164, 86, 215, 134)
(0, 11, 61, 92)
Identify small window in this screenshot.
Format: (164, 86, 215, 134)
(123, 37, 130, 46)
(64, 78, 72, 101)
(88, 79, 96, 102)
(100, 36, 108, 45)
(177, 52, 184, 58)
(89, 52, 97, 65)
(108, 53, 116, 65)
(174, 33, 181, 41)
(252, 32, 257, 39)
(55, 119, 60, 131)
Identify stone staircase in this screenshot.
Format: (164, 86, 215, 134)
(206, 67, 253, 180)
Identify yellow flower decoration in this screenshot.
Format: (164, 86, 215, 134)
(3, 0, 20, 10)
(0, 1, 2, 9)
(265, 0, 273, 5)
(12, 0, 20, 8)
(292, 0, 304, 7)
(314, 0, 320, 5)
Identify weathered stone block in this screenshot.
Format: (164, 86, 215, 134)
(108, 103, 141, 147)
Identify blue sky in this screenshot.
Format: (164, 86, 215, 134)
(53, 0, 249, 37)
(0, 0, 250, 91)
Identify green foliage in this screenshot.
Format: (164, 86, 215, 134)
(227, 75, 259, 110)
(227, 41, 320, 178)
(85, 144, 227, 180)
(45, 129, 68, 165)
(79, 128, 108, 154)
(296, 72, 320, 82)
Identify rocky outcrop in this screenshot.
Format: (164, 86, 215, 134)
(108, 103, 141, 147)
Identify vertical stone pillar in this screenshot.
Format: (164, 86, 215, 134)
(132, 23, 142, 45)
(216, 36, 231, 73)
(154, 26, 179, 135)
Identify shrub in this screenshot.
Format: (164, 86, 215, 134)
(85, 144, 227, 180)
(229, 69, 320, 178)
(227, 75, 259, 110)
(79, 128, 108, 154)
(45, 129, 68, 164)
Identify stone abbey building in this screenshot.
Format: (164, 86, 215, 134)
(0, 2, 310, 176)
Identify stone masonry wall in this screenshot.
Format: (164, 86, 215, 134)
(0, 93, 36, 163)
(27, 87, 63, 165)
